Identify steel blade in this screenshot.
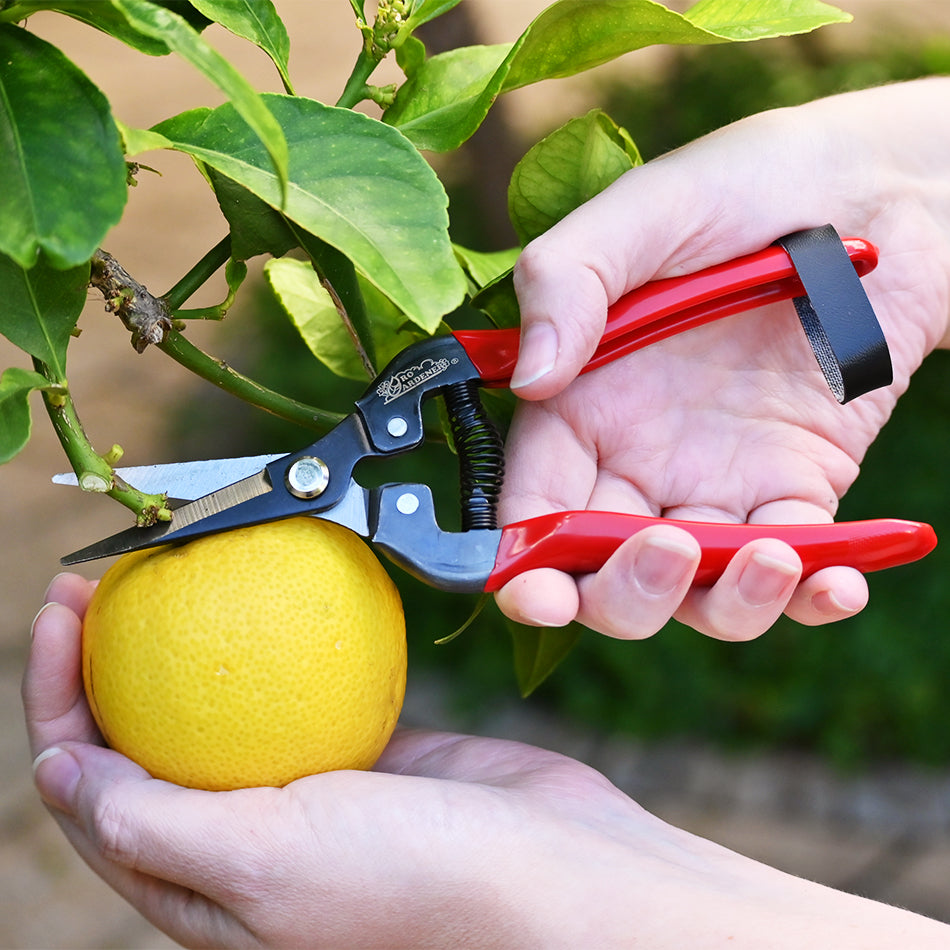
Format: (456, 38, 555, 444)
(52, 453, 285, 501)
(60, 478, 371, 566)
(60, 471, 273, 565)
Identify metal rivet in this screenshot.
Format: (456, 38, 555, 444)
(396, 492, 419, 515)
(286, 457, 330, 499)
(387, 416, 408, 438)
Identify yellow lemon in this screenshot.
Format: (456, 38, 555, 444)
(81, 517, 406, 791)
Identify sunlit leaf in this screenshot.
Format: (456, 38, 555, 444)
(508, 109, 642, 245)
(686, 0, 850, 40)
(403, 0, 464, 32)
(116, 119, 174, 157)
(0, 25, 126, 268)
(265, 257, 418, 380)
(453, 244, 519, 290)
(154, 95, 466, 332)
(189, 0, 294, 92)
(386, 0, 850, 151)
(112, 0, 289, 194)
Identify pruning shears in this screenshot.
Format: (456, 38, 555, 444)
(58, 228, 937, 590)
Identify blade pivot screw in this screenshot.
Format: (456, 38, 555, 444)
(286, 457, 330, 499)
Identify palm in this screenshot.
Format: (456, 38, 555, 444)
(24, 575, 645, 948)
(503, 299, 894, 528)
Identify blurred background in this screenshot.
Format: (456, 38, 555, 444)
(4, 1, 950, 945)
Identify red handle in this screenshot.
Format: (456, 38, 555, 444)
(456, 237, 878, 386)
(483, 512, 935, 592)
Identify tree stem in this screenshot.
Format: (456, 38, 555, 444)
(336, 49, 380, 109)
(157, 330, 344, 432)
(32, 358, 172, 525)
(162, 235, 233, 310)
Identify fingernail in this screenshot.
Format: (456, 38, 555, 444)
(510, 322, 559, 390)
(43, 572, 71, 604)
(522, 615, 562, 628)
(635, 536, 696, 595)
(32, 747, 81, 815)
(738, 552, 799, 607)
(812, 588, 863, 616)
(30, 601, 57, 640)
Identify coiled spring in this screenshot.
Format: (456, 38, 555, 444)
(443, 379, 505, 530)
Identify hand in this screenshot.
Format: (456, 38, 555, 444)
(23, 574, 950, 948)
(498, 78, 950, 641)
(23, 575, 947, 950)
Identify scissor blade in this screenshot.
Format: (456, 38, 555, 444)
(60, 477, 372, 566)
(52, 454, 284, 501)
(61, 470, 273, 565)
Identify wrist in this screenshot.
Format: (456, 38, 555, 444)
(509, 789, 950, 948)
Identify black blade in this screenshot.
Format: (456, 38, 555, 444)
(61, 475, 372, 566)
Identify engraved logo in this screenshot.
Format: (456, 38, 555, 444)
(376, 357, 455, 404)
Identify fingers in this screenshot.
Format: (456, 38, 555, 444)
(496, 532, 867, 641)
(32, 744, 250, 948)
(23, 579, 102, 756)
(507, 118, 830, 403)
(496, 525, 702, 639)
(673, 539, 804, 641)
(495, 567, 580, 628)
(574, 526, 701, 638)
(783, 566, 869, 625)
(43, 571, 96, 615)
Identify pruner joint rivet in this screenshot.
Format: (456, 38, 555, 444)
(286, 456, 330, 499)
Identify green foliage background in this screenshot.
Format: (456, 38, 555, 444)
(190, 24, 950, 769)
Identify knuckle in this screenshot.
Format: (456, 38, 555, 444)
(89, 794, 141, 866)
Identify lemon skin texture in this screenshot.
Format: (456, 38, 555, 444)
(81, 517, 406, 791)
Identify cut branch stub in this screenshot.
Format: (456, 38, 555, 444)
(90, 249, 174, 352)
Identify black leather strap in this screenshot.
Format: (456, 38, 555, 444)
(777, 224, 892, 403)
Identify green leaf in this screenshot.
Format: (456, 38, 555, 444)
(116, 118, 174, 157)
(394, 33, 426, 77)
(686, 0, 851, 40)
(1, 1, 213, 52)
(508, 109, 642, 246)
(453, 244, 520, 291)
(402, 0, 464, 32)
(0, 366, 60, 464)
(0, 25, 127, 268)
(383, 42, 515, 151)
(0, 253, 89, 380)
(386, 0, 850, 151)
(509, 620, 583, 697)
(264, 257, 418, 381)
(206, 169, 298, 260)
(153, 94, 466, 332)
(188, 0, 294, 93)
(111, 0, 289, 195)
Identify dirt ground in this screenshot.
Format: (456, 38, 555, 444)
(4, 2, 950, 946)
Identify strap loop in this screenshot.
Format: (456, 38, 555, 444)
(777, 224, 892, 403)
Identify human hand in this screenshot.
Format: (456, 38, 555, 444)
(18, 573, 727, 948)
(498, 78, 950, 641)
(24, 574, 950, 948)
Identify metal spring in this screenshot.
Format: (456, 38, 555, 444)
(443, 379, 505, 530)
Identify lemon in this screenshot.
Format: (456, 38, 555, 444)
(81, 517, 406, 791)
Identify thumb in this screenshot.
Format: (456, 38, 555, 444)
(508, 163, 691, 400)
(509, 243, 610, 398)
